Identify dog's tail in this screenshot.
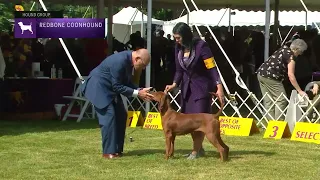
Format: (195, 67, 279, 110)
(209, 92, 225, 117)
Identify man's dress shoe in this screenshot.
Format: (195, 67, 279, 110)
(103, 154, 120, 159)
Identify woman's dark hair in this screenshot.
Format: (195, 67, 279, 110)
(172, 22, 194, 49)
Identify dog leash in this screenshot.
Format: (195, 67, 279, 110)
(125, 127, 140, 142)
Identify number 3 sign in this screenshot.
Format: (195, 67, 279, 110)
(263, 120, 291, 139)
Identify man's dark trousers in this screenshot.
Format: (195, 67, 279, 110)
(95, 95, 127, 154)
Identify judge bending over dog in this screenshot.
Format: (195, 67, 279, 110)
(165, 22, 225, 159)
(81, 49, 154, 159)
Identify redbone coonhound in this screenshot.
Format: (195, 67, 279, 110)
(151, 91, 229, 161)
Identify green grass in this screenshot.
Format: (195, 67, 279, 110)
(0, 119, 320, 180)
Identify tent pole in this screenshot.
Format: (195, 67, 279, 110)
(30, 2, 36, 11)
(272, 0, 279, 51)
(122, 9, 138, 43)
(187, 12, 189, 25)
(300, 0, 320, 32)
(141, 2, 144, 38)
(179, 9, 185, 18)
(82, 6, 91, 18)
(182, 0, 201, 36)
(228, 8, 231, 32)
(92, 6, 94, 18)
(217, 8, 228, 26)
(305, 10, 307, 30)
(145, 0, 152, 113)
(277, 28, 283, 42)
(281, 25, 294, 46)
(129, 9, 139, 38)
(38, 0, 84, 81)
(264, 0, 271, 61)
(107, 0, 113, 55)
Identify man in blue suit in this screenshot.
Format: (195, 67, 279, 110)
(81, 48, 153, 159)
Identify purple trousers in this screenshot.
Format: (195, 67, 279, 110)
(181, 95, 212, 114)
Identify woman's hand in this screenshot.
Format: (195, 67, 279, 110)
(298, 90, 307, 98)
(164, 83, 177, 93)
(215, 84, 225, 103)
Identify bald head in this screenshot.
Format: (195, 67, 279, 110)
(132, 48, 150, 70)
(135, 48, 150, 64)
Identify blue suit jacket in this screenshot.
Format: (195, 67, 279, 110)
(81, 51, 138, 109)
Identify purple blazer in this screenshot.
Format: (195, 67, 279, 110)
(173, 39, 221, 101)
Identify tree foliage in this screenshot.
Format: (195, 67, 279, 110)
(0, 2, 15, 33)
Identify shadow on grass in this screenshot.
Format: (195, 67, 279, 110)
(125, 149, 275, 158)
(0, 119, 99, 136)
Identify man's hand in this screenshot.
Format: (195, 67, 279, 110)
(138, 87, 154, 101)
(312, 84, 319, 95)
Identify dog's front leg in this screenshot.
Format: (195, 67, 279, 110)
(164, 129, 173, 160)
(165, 136, 171, 160)
(169, 135, 176, 157)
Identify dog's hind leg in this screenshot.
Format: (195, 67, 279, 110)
(215, 120, 229, 161)
(206, 132, 229, 162)
(213, 120, 229, 161)
(216, 133, 229, 161)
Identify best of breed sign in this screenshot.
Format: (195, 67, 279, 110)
(143, 112, 163, 130)
(219, 116, 259, 136)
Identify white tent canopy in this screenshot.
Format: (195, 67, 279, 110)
(113, 6, 163, 25)
(112, 7, 164, 43)
(163, 9, 320, 35)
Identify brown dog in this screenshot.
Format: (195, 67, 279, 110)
(151, 91, 229, 161)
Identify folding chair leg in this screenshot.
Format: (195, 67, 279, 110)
(76, 101, 90, 122)
(62, 100, 75, 121)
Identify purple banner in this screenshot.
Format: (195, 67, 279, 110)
(14, 18, 105, 38)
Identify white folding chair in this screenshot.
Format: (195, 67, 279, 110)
(62, 76, 95, 122)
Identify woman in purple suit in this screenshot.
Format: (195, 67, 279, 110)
(165, 22, 224, 159)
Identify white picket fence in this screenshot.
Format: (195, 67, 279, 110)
(123, 81, 320, 129)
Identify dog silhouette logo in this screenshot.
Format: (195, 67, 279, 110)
(17, 21, 33, 34)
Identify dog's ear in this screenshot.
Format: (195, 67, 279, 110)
(159, 93, 168, 111)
